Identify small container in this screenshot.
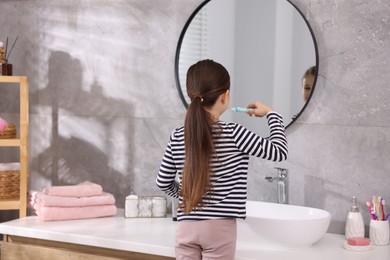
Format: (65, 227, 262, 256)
(138, 197, 153, 217)
(370, 219, 389, 246)
(1, 62, 12, 76)
(125, 195, 139, 218)
(345, 196, 365, 239)
(152, 196, 167, 217)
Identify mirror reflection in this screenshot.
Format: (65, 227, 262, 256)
(175, 0, 318, 136)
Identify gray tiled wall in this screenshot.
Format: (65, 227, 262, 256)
(0, 0, 389, 235)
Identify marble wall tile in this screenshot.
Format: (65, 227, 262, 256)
(285, 123, 390, 233)
(295, 0, 390, 127)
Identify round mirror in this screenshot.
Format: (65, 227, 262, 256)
(175, 0, 318, 136)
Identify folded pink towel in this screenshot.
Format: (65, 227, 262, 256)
(28, 190, 40, 209)
(42, 181, 103, 197)
(36, 205, 117, 221)
(32, 192, 115, 207)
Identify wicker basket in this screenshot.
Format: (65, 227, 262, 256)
(0, 124, 17, 139)
(0, 170, 20, 200)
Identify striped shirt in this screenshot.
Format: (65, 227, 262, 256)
(156, 111, 288, 221)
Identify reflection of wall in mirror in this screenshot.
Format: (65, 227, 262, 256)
(207, 0, 236, 122)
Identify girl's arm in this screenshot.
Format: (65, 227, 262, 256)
(156, 136, 180, 198)
(233, 111, 288, 162)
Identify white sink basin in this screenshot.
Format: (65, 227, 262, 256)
(237, 200, 331, 250)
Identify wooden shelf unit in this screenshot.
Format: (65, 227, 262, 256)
(0, 76, 29, 218)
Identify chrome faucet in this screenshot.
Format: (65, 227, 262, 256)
(265, 167, 288, 204)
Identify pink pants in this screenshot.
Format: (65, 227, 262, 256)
(175, 218, 237, 260)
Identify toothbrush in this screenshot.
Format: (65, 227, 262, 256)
(230, 107, 253, 113)
(378, 196, 382, 220)
(381, 198, 386, 221)
(373, 196, 379, 220)
(366, 201, 376, 220)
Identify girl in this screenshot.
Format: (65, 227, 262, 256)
(302, 66, 316, 102)
(156, 59, 288, 260)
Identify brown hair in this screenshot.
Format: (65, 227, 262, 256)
(302, 66, 316, 80)
(181, 59, 230, 214)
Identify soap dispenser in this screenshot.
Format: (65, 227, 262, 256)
(345, 196, 365, 238)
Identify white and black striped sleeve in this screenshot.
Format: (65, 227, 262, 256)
(156, 133, 180, 198)
(233, 111, 288, 161)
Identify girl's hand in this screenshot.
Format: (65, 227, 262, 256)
(246, 102, 273, 117)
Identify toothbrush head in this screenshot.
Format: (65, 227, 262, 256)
(230, 107, 252, 113)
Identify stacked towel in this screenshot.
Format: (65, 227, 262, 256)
(29, 182, 117, 221)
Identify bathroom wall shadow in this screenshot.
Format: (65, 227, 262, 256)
(35, 135, 132, 207)
(29, 51, 135, 208)
(304, 175, 343, 208)
(304, 175, 345, 233)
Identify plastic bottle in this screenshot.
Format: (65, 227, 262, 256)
(345, 196, 365, 238)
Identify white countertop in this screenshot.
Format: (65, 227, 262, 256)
(0, 210, 389, 260)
